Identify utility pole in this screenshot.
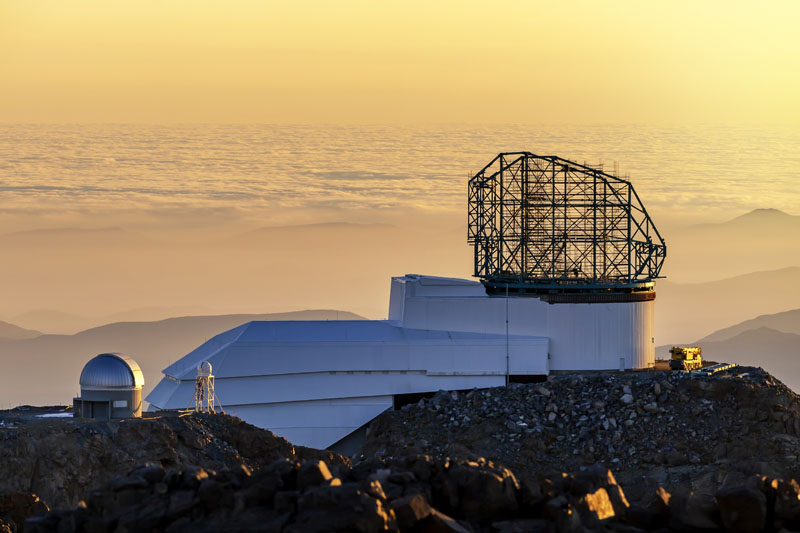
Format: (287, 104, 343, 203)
(505, 283, 509, 386)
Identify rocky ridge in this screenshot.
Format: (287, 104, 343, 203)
(0, 412, 345, 512)
(361, 366, 800, 503)
(24, 452, 800, 531)
(9, 366, 800, 531)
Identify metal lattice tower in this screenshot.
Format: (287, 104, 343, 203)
(468, 152, 666, 293)
(193, 361, 221, 414)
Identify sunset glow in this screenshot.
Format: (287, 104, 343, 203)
(2, 1, 798, 124)
(2, 1, 800, 410)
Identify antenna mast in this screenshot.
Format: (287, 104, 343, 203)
(193, 361, 221, 413)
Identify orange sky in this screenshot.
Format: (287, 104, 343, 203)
(1, 1, 798, 123)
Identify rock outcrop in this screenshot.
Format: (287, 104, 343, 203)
(25, 455, 800, 532)
(362, 366, 800, 503)
(0, 412, 345, 511)
(8, 366, 800, 531)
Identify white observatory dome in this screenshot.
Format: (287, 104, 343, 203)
(79, 353, 144, 390)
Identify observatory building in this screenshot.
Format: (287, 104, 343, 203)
(74, 353, 145, 419)
(147, 152, 666, 451)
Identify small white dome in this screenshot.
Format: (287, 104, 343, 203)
(197, 360, 213, 377)
(80, 353, 144, 390)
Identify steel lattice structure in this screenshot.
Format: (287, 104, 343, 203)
(468, 152, 666, 291)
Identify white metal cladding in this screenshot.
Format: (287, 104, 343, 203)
(151, 369, 537, 408)
(147, 319, 547, 449)
(148, 273, 655, 450)
(149, 373, 511, 449)
(544, 301, 654, 370)
(392, 274, 655, 371)
(634, 299, 655, 369)
(225, 397, 395, 450)
(387, 279, 406, 321)
(160, 321, 548, 381)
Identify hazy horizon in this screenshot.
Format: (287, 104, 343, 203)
(2, 3, 800, 403)
(0, 123, 797, 329)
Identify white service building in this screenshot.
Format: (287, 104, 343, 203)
(147, 273, 654, 451)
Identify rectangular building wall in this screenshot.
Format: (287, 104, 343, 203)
(392, 275, 655, 371)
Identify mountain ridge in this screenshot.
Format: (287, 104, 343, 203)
(656, 266, 800, 344)
(0, 309, 365, 408)
(699, 308, 800, 343)
(0, 320, 42, 340)
(657, 322, 800, 392)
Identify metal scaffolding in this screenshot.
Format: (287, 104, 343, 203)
(468, 152, 666, 291)
(192, 361, 222, 414)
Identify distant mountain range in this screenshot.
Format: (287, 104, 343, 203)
(667, 208, 800, 282)
(699, 308, 800, 342)
(0, 320, 42, 340)
(2, 209, 800, 396)
(655, 266, 800, 344)
(0, 309, 364, 408)
(0, 222, 472, 326)
(657, 307, 800, 393)
(0, 226, 158, 249)
(0, 208, 794, 333)
(6, 305, 220, 335)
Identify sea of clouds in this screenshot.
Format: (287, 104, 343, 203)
(1, 123, 798, 235)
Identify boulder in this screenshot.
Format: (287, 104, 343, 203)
(570, 466, 629, 516)
(297, 460, 334, 490)
(626, 502, 667, 529)
(390, 492, 432, 529)
(398, 455, 438, 483)
(771, 478, 800, 530)
(574, 487, 615, 525)
(293, 483, 397, 532)
(364, 479, 388, 501)
(239, 473, 282, 508)
(518, 476, 545, 509)
(672, 492, 721, 530)
(432, 460, 519, 522)
(418, 508, 472, 532)
(0, 493, 48, 533)
(716, 479, 767, 532)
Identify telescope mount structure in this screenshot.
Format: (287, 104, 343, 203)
(468, 152, 665, 299)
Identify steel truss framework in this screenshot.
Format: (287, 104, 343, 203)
(468, 152, 666, 290)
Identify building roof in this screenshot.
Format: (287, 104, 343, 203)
(145, 319, 548, 428)
(392, 274, 488, 298)
(156, 320, 545, 382)
(79, 353, 144, 390)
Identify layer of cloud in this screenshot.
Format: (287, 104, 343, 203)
(0, 124, 798, 235)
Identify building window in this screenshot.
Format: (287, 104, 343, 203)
(113, 400, 128, 408)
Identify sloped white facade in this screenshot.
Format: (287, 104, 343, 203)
(147, 274, 654, 450)
(147, 314, 548, 449)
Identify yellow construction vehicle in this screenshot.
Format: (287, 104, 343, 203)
(669, 346, 702, 371)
